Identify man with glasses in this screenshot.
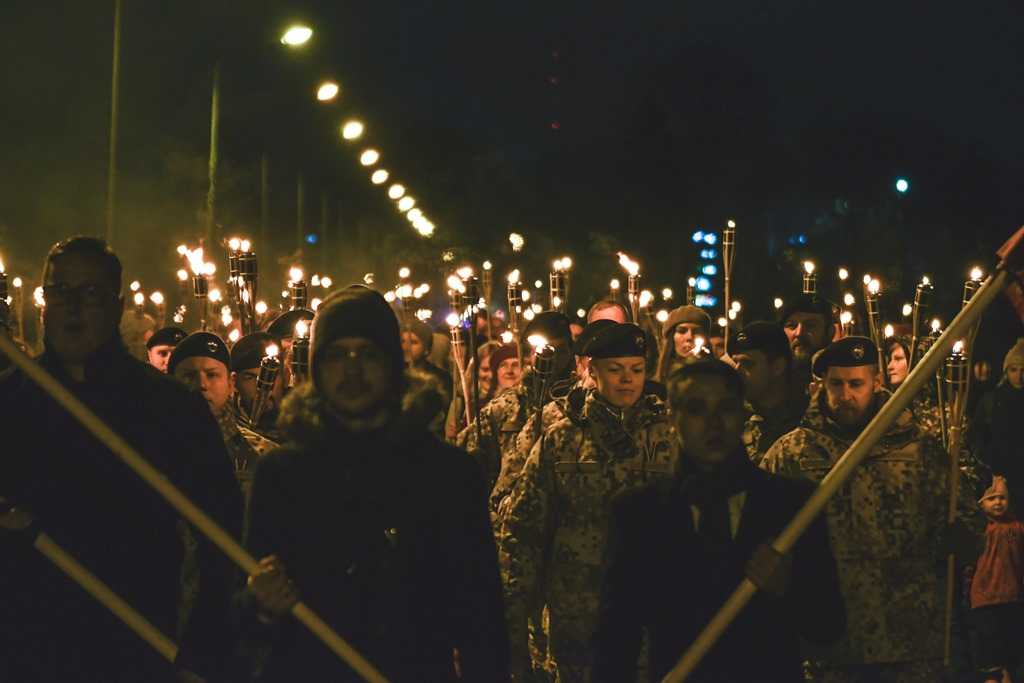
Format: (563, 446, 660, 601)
(0, 236, 243, 682)
(239, 285, 509, 681)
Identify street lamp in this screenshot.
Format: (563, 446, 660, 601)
(281, 25, 313, 47)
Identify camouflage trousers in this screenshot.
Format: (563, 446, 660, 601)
(816, 659, 943, 683)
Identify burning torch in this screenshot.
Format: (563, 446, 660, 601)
(248, 344, 281, 429)
(506, 270, 522, 342)
(909, 276, 933, 368)
(618, 252, 640, 323)
(290, 320, 310, 385)
(723, 221, 736, 352)
(863, 275, 884, 369)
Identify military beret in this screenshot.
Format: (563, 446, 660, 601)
(778, 293, 836, 326)
(583, 323, 647, 359)
(168, 332, 231, 375)
(811, 336, 878, 377)
(146, 326, 187, 350)
(573, 319, 616, 357)
(729, 322, 792, 361)
(662, 305, 712, 339)
(230, 332, 283, 372)
(266, 308, 315, 339)
(522, 311, 573, 345)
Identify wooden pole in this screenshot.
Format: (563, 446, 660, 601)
(0, 335, 389, 683)
(661, 260, 1015, 682)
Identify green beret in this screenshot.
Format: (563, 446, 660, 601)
(583, 323, 647, 359)
(812, 336, 878, 377)
(573, 319, 616, 357)
(146, 326, 187, 350)
(168, 332, 231, 375)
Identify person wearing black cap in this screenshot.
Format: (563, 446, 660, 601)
(497, 322, 675, 682)
(0, 236, 243, 681)
(169, 332, 276, 491)
(762, 336, 985, 681)
(230, 331, 290, 444)
(456, 310, 575, 494)
(146, 325, 186, 373)
(592, 360, 845, 682)
(778, 293, 837, 382)
(238, 284, 510, 682)
(729, 321, 809, 462)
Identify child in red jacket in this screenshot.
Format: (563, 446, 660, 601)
(967, 476, 1024, 683)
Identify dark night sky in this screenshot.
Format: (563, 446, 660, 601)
(2, 1, 1024, 336)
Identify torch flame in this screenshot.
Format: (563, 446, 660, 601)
(656, 310, 669, 323)
(150, 291, 164, 305)
(456, 266, 473, 279)
(295, 320, 308, 338)
(884, 324, 894, 338)
(617, 252, 640, 276)
(508, 233, 524, 251)
(483, 261, 492, 271)
(868, 279, 880, 295)
(177, 269, 188, 281)
(508, 269, 521, 284)
(841, 311, 853, 324)
(399, 267, 410, 279)
(970, 267, 983, 281)
(803, 261, 815, 275)
(526, 334, 549, 352)
(639, 290, 653, 307)
(130, 280, 141, 292)
(692, 337, 705, 356)
(229, 237, 241, 251)
(922, 276, 931, 286)
(610, 279, 620, 290)
(133, 292, 144, 305)
(176, 245, 187, 256)
(265, 344, 280, 358)
(953, 340, 964, 354)
(255, 301, 268, 315)
(0, 257, 5, 272)
(931, 319, 941, 332)
(902, 303, 912, 317)
(289, 267, 303, 283)
(187, 248, 205, 276)
(240, 240, 251, 252)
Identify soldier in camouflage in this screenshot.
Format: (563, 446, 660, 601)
(497, 323, 676, 682)
(728, 321, 810, 463)
(761, 337, 985, 682)
(457, 311, 575, 493)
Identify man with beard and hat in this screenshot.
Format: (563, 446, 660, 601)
(497, 322, 675, 682)
(778, 293, 837, 386)
(456, 311, 576, 493)
(237, 285, 509, 682)
(762, 336, 985, 682)
(591, 360, 845, 682)
(729, 321, 810, 463)
(0, 236, 242, 682)
(169, 332, 276, 491)
(231, 331, 291, 444)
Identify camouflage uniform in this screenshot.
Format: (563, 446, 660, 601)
(213, 402, 277, 494)
(457, 383, 530, 491)
(233, 393, 286, 445)
(743, 377, 810, 463)
(497, 389, 676, 682)
(761, 391, 985, 678)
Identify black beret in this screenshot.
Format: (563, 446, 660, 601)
(729, 322, 792, 361)
(811, 336, 879, 377)
(583, 323, 647, 359)
(168, 332, 231, 375)
(522, 311, 573, 345)
(573, 319, 616, 357)
(230, 332, 283, 372)
(147, 326, 187, 350)
(778, 293, 836, 326)
(266, 308, 315, 339)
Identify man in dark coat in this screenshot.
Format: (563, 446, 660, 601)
(591, 360, 845, 682)
(0, 236, 244, 682)
(238, 284, 510, 682)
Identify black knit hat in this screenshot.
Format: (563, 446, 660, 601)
(311, 285, 404, 389)
(583, 323, 647, 359)
(402, 318, 434, 352)
(146, 326, 187, 350)
(168, 332, 231, 375)
(230, 332, 283, 372)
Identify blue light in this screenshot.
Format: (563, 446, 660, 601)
(305, 234, 318, 244)
(695, 294, 718, 307)
(695, 276, 712, 292)
(896, 178, 909, 193)
(702, 264, 718, 276)
(700, 249, 717, 259)
(691, 230, 705, 243)
(703, 233, 718, 245)
(797, 235, 807, 244)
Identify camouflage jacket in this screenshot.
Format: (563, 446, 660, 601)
(743, 377, 810, 463)
(497, 389, 675, 681)
(214, 403, 276, 495)
(490, 378, 587, 522)
(761, 390, 985, 667)
(456, 384, 530, 491)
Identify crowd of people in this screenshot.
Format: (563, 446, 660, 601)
(1, 234, 1023, 682)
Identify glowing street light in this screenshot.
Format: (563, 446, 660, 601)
(341, 120, 364, 140)
(371, 169, 389, 184)
(360, 149, 380, 166)
(316, 81, 339, 101)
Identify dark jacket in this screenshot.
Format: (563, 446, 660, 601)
(591, 451, 845, 682)
(0, 339, 244, 682)
(235, 380, 511, 682)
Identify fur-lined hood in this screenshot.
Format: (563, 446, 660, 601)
(276, 371, 447, 448)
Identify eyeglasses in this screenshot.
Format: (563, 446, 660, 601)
(321, 345, 389, 366)
(42, 283, 118, 307)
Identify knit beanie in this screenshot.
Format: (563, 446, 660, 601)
(403, 318, 434, 352)
(1004, 338, 1024, 373)
(310, 285, 404, 389)
(662, 305, 711, 339)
